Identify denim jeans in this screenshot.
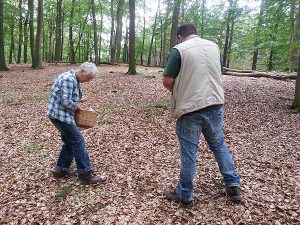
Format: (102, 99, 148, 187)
(175, 107, 240, 202)
(49, 118, 92, 174)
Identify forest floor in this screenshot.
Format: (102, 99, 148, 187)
(0, 63, 299, 225)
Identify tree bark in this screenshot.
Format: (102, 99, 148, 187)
(91, 0, 99, 65)
(28, 0, 35, 66)
(110, 0, 116, 65)
(169, 0, 181, 48)
(292, 54, 300, 108)
(140, 0, 146, 65)
(17, 0, 23, 64)
(32, 0, 43, 69)
(0, 0, 8, 70)
(289, 0, 300, 72)
(69, 0, 76, 63)
(252, 0, 265, 70)
(54, 0, 62, 61)
(115, 0, 125, 63)
(23, 12, 29, 63)
(9, 23, 15, 64)
(127, 0, 136, 75)
(147, 0, 160, 66)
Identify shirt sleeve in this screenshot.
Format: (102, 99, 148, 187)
(60, 78, 77, 111)
(163, 48, 181, 79)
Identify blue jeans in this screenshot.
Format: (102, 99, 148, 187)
(49, 118, 92, 174)
(175, 107, 240, 202)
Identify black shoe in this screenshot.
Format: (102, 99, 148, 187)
(163, 189, 193, 206)
(51, 170, 77, 178)
(225, 186, 241, 202)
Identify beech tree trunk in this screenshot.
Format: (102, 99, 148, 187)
(147, 0, 160, 66)
(17, 0, 23, 64)
(140, 0, 146, 65)
(115, 0, 125, 63)
(127, 0, 136, 75)
(292, 55, 300, 108)
(91, 0, 99, 65)
(32, 0, 43, 69)
(28, 0, 35, 66)
(54, 0, 62, 61)
(23, 12, 29, 63)
(0, 0, 8, 70)
(169, 0, 181, 48)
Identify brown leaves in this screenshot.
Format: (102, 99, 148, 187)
(0, 64, 299, 224)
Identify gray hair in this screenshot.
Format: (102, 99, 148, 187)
(79, 62, 99, 78)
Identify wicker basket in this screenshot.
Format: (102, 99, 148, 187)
(75, 109, 98, 129)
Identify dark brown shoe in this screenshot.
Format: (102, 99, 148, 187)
(78, 171, 107, 184)
(51, 170, 77, 178)
(163, 189, 193, 206)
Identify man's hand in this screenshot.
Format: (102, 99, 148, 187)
(163, 76, 175, 92)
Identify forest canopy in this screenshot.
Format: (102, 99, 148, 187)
(0, 0, 299, 72)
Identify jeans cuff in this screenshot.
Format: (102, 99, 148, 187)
(225, 183, 240, 187)
(55, 165, 71, 173)
(77, 167, 92, 174)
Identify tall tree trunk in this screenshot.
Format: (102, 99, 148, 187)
(123, 19, 129, 63)
(0, 0, 8, 70)
(54, 0, 62, 61)
(33, 0, 43, 69)
(9, 23, 15, 64)
(17, 0, 23, 64)
(252, 0, 265, 70)
(98, 0, 103, 63)
(140, 0, 146, 65)
(127, 0, 136, 74)
(200, 0, 206, 38)
(292, 54, 300, 108)
(226, 19, 235, 68)
(91, 0, 99, 65)
(289, 0, 300, 72)
(268, 47, 274, 71)
(169, 0, 181, 48)
(28, 0, 35, 66)
(147, 0, 160, 66)
(23, 12, 29, 63)
(69, 0, 76, 63)
(110, 0, 116, 64)
(162, 0, 172, 66)
(115, 0, 125, 63)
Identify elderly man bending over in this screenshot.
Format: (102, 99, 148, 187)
(47, 62, 106, 184)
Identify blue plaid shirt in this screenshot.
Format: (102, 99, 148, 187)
(47, 70, 82, 125)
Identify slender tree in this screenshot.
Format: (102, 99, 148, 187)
(292, 54, 300, 109)
(140, 0, 146, 65)
(54, 0, 62, 61)
(0, 0, 8, 70)
(169, 0, 181, 48)
(147, 0, 160, 66)
(91, 0, 99, 65)
(127, 0, 136, 74)
(110, 0, 116, 64)
(289, 0, 300, 72)
(17, 0, 23, 64)
(115, 0, 125, 63)
(32, 0, 43, 69)
(28, 0, 35, 65)
(252, 0, 265, 70)
(23, 12, 29, 63)
(69, 0, 76, 63)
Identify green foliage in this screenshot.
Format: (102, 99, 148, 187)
(55, 185, 71, 199)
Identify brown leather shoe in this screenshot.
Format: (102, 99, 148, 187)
(78, 171, 107, 184)
(163, 189, 193, 206)
(51, 170, 77, 178)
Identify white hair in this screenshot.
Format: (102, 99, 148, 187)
(79, 62, 99, 78)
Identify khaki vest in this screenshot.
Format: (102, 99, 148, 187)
(171, 35, 224, 119)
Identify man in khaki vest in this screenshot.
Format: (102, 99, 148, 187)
(162, 23, 241, 206)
